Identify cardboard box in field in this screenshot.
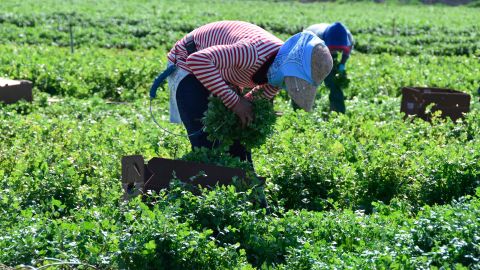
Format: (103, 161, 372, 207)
(401, 87, 470, 122)
(121, 155, 249, 197)
(0, 78, 33, 104)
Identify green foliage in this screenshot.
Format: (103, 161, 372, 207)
(0, 0, 479, 56)
(257, 106, 480, 211)
(331, 56, 351, 89)
(0, 45, 163, 101)
(276, 194, 480, 269)
(202, 96, 277, 150)
(1, 45, 477, 102)
(118, 197, 252, 270)
(1, 0, 479, 269)
(181, 147, 253, 172)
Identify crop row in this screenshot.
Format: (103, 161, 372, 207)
(2, 22, 477, 56)
(1, 45, 478, 103)
(1, 0, 479, 55)
(0, 45, 164, 101)
(2, 182, 479, 269)
(2, 0, 478, 32)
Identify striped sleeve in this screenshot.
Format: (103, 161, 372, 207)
(261, 84, 280, 99)
(186, 42, 258, 108)
(245, 84, 280, 101)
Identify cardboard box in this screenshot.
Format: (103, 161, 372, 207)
(0, 78, 33, 104)
(401, 87, 470, 122)
(121, 155, 263, 198)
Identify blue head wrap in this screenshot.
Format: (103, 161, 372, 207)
(323, 22, 351, 47)
(267, 31, 326, 88)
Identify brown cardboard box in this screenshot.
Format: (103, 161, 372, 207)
(121, 155, 265, 198)
(121, 155, 268, 208)
(0, 78, 33, 104)
(401, 87, 470, 122)
(122, 155, 247, 194)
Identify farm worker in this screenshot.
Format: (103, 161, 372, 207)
(150, 21, 332, 162)
(304, 22, 354, 113)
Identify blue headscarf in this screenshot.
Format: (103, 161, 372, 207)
(323, 22, 351, 47)
(267, 31, 326, 88)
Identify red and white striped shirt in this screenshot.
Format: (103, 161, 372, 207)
(167, 21, 284, 108)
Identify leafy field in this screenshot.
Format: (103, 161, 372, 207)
(1, 1, 479, 55)
(1, 0, 480, 269)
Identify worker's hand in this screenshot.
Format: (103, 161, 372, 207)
(232, 97, 254, 128)
(244, 91, 254, 102)
(338, 63, 346, 73)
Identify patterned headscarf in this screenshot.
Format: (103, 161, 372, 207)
(267, 31, 326, 88)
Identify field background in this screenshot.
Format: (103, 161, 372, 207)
(1, 0, 479, 269)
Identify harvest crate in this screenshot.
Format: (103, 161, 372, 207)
(400, 87, 470, 121)
(0, 78, 33, 104)
(121, 155, 262, 199)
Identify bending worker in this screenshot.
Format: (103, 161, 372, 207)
(153, 21, 333, 162)
(305, 22, 354, 113)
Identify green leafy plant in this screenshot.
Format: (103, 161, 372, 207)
(202, 96, 277, 150)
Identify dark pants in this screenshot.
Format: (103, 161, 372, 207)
(176, 74, 252, 163)
(324, 70, 346, 114)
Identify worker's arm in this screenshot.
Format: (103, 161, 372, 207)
(244, 84, 280, 101)
(186, 42, 258, 109)
(339, 52, 350, 68)
(339, 31, 354, 70)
